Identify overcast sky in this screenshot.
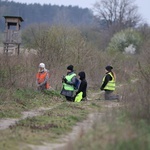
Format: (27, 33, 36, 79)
(12, 0, 150, 24)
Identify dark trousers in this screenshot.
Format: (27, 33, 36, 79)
(104, 90, 119, 100)
(65, 96, 74, 102)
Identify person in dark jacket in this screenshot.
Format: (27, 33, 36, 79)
(75, 71, 87, 101)
(60, 65, 77, 102)
(100, 65, 119, 100)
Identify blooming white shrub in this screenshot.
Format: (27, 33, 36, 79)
(107, 29, 142, 54)
(124, 44, 136, 54)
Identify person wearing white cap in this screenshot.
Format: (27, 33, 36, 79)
(36, 63, 50, 91)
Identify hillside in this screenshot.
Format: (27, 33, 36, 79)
(0, 0, 94, 30)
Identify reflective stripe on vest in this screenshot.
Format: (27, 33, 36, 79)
(36, 71, 50, 89)
(102, 72, 116, 91)
(63, 73, 76, 91)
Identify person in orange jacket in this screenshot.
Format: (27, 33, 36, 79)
(36, 63, 50, 91)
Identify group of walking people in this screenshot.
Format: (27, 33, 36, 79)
(36, 63, 119, 102)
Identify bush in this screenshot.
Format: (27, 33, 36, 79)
(107, 29, 142, 54)
(123, 40, 150, 122)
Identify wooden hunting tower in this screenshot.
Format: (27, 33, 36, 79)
(3, 16, 24, 55)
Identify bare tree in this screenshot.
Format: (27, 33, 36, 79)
(93, 0, 141, 31)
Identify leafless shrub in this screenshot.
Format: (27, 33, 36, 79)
(123, 39, 150, 122)
(0, 54, 36, 89)
(22, 25, 109, 89)
(1, 24, 140, 94)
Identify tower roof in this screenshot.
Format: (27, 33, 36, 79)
(3, 16, 24, 22)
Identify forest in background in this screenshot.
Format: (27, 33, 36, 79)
(0, 0, 94, 30)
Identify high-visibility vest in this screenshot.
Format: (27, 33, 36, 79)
(102, 72, 116, 91)
(36, 71, 50, 89)
(75, 92, 83, 102)
(63, 73, 76, 91)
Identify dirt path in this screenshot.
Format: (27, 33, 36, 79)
(27, 101, 120, 150)
(27, 90, 120, 150)
(0, 104, 61, 130)
(27, 112, 102, 150)
(0, 91, 120, 150)
(0, 89, 115, 130)
(0, 89, 103, 130)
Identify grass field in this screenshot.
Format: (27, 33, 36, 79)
(0, 88, 150, 150)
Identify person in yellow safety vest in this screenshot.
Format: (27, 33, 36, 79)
(36, 63, 50, 91)
(60, 65, 77, 102)
(100, 65, 119, 100)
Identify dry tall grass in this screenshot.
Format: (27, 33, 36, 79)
(123, 40, 150, 122)
(0, 25, 140, 98)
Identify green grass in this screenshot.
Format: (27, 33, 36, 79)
(68, 109, 150, 150)
(2, 89, 150, 150)
(0, 89, 103, 150)
(0, 87, 104, 150)
(0, 102, 92, 149)
(0, 88, 63, 118)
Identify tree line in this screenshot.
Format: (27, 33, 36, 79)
(0, 0, 94, 30)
